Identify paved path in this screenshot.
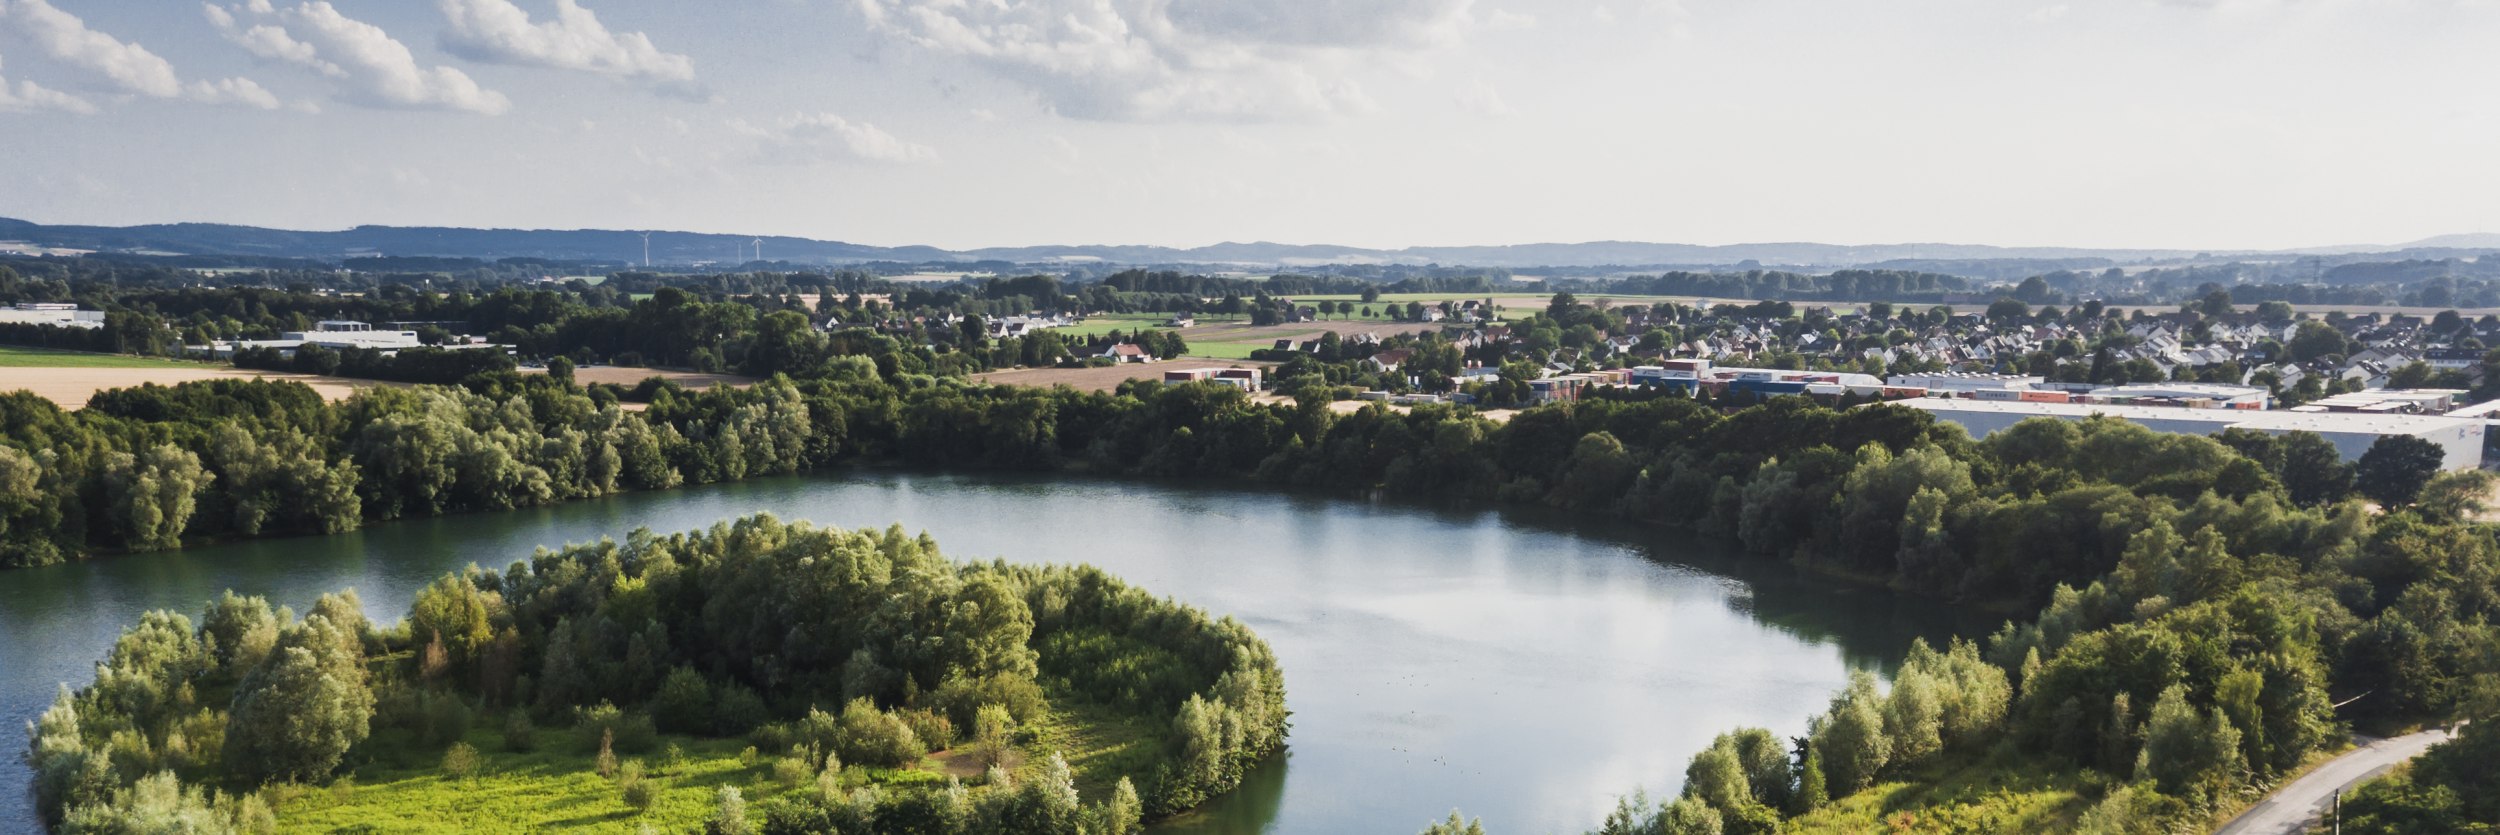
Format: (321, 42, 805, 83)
(2213, 727, 2455, 835)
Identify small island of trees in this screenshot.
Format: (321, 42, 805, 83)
(29, 514, 1287, 834)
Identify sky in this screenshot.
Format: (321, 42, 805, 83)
(0, 0, 2494, 252)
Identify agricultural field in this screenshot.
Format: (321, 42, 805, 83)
(972, 358, 1274, 393)
(0, 345, 199, 368)
(0, 364, 387, 409)
(1055, 312, 1175, 338)
(557, 365, 758, 391)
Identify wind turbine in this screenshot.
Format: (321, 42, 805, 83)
(637, 231, 651, 268)
(751, 238, 763, 263)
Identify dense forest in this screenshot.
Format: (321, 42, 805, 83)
(33, 515, 1286, 833)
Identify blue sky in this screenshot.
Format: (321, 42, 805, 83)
(0, 0, 2495, 251)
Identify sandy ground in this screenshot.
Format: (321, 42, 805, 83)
(971, 359, 1276, 393)
(0, 366, 389, 410)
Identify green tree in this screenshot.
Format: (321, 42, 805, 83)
(1811, 671, 1890, 795)
(2356, 435, 2446, 507)
(223, 614, 374, 783)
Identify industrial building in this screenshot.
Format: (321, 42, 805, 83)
(0, 303, 103, 329)
(1891, 399, 2486, 471)
(200, 320, 428, 359)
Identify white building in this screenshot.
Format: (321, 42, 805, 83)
(0, 303, 105, 329)
(204, 320, 427, 358)
(1891, 399, 2485, 471)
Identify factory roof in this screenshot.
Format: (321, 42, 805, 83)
(1890, 398, 2483, 435)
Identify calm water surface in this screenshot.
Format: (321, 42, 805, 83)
(0, 472, 1994, 834)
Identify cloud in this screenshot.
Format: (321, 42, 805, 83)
(186, 76, 281, 109)
(731, 111, 937, 164)
(0, 0, 180, 96)
(213, 1, 510, 114)
(435, 0, 703, 98)
(0, 52, 92, 113)
(206, 2, 340, 76)
(0, 0, 280, 109)
(854, 0, 1476, 122)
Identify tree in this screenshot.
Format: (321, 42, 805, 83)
(2277, 431, 2355, 506)
(223, 614, 374, 783)
(1811, 671, 1890, 795)
(2356, 435, 2446, 507)
(2289, 320, 2347, 362)
(103, 444, 214, 551)
(1418, 811, 1485, 835)
(971, 703, 1017, 770)
(2135, 684, 2242, 800)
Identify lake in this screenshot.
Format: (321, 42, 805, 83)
(0, 471, 1993, 833)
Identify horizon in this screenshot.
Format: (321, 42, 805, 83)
(6, 212, 2495, 258)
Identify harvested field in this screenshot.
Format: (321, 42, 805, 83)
(0, 366, 388, 410)
(971, 358, 1275, 393)
(555, 365, 758, 390)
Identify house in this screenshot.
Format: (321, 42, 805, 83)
(1100, 343, 1154, 363)
(1365, 349, 1413, 373)
(2426, 347, 2483, 370)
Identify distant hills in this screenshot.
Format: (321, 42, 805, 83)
(0, 216, 2492, 271)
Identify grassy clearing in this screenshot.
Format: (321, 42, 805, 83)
(1058, 313, 1174, 338)
(1784, 752, 2092, 834)
(0, 345, 198, 368)
(1182, 341, 1270, 360)
(271, 701, 1167, 833)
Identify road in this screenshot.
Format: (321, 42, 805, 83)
(2213, 727, 2455, 835)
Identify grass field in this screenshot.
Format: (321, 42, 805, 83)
(0, 345, 197, 368)
(1057, 313, 1175, 338)
(1183, 341, 1269, 360)
(1782, 752, 2091, 834)
(273, 699, 1164, 834)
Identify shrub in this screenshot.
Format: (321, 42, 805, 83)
(618, 760, 655, 812)
(833, 698, 924, 768)
(574, 702, 658, 754)
(502, 712, 535, 752)
(772, 755, 812, 788)
(653, 668, 712, 735)
(899, 708, 955, 751)
(713, 684, 768, 736)
(440, 742, 480, 783)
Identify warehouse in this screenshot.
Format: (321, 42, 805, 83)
(1891, 399, 2486, 470)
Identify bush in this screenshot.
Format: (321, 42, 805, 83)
(771, 754, 812, 788)
(653, 668, 712, 734)
(618, 760, 655, 812)
(440, 742, 480, 782)
(574, 702, 658, 754)
(833, 698, 924, 768)
(899, 708, 955, 751)
(502, 712, 536, 752)
(714, 684, 768, 736)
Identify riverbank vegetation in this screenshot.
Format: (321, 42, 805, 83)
(29, 515, 1286, 833)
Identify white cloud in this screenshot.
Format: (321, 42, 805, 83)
(215, 1, 511, 114)
(207, 2, 341, 77)
(855, 0, 1476, 122)
(187, 76, 280, 109)
(0, 0, 180, 96)
(0, 51, 92, 113)
(435, 0, 703, 98)
(0, 0, 279, 109)
(731, 111, 937, 164)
